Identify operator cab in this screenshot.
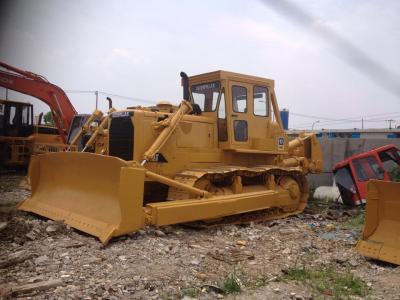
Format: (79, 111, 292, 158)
(0, 99, 34, 137)
(189, 71, 287, 153)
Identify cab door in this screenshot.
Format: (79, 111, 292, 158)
(228, 81, 251, 148)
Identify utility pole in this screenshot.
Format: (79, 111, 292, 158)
(386, 119, 395, 129)
(95, 91, 99, 110)
(361, 117, 364, 129)
(311, 120, 320, 130)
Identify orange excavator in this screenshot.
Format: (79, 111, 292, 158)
(0, 61, 77, 141)
(0, 62, 101, 166)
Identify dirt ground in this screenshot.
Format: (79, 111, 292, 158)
(0, 172, 399, 300)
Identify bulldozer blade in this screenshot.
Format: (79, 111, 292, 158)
(356, 180, 400, 265)
(19, 152, 145, 244)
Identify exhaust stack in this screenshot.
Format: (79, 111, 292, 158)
(180, 72, 190, 102)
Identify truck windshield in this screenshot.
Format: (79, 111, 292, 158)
(191, 81, 220, 112)
(353, 156, 384, 181)
(378, 148, 400, 181)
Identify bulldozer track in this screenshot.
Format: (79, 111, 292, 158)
(167, 165, 309, 225)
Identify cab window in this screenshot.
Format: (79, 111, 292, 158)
(378, 148, 400, 181)
(217, 90, 228, 142)
(0, 103, 4, 130)
(22, 106, 31, 125)
(234, 120, 248, 141)
(8, 105, 17, 126)
(232, 86, 247, 113)
(191, 81, 220, 112)
(253, 86, 268, 116)
(353, 156, 384, 181)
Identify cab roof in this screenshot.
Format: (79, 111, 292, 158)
(0, 99, 32, 106)
(189, 70, 275, 88)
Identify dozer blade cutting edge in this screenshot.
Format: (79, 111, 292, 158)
(19, 152, 146, 244)
(356, 180, 400, 265)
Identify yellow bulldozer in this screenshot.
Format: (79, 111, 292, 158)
(19, 70, 323, 244)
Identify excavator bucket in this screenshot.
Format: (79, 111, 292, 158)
(356, 180, 400, 265)
(19, 152, 146, 244)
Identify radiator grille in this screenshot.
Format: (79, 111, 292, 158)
(109, 116, 134, 160)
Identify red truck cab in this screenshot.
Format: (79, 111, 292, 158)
(332, 144, 400, 206)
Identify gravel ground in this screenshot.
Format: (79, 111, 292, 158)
(0, 173, 399, 300)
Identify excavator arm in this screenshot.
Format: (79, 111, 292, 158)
(0, 62, 77, 142)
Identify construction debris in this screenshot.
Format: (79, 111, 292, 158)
(12, 279, 63, 297)
(1, 174, 400, 299)
(0, 250, 34, 269)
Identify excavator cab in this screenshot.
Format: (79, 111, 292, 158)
(0, 99, 34, 137)
(0, 100, 34, 166)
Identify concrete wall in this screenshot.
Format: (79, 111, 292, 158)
(307, 138, 400, 188)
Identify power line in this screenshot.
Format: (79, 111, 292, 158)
(98, 91, 154, 104)
(291, 112, 400, 127)
(292, 111, 400, 123)
(65, 90, 96, 94)
(290, 112, 353, 121)
(65, 90, 155, 104)
(291, 117, 400, 128)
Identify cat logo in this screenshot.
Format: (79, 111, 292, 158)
(278, 137, 285, 150)
(112, 111, 132, 118)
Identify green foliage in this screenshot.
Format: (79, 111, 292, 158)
(220, 269, 245, 294)
(43, 111, 54, 125)
(282, 266, 368, 299)
(221, 273, 241, 294)
(340, 210, 365, 230)
(181, 287, 200, 298)
(251, 277, 268, 289)
(388, 167, 400, 182)
(306, 188, 333, 214)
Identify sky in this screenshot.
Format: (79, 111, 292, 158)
(0, 0, 399, 130)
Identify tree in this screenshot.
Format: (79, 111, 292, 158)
(43, 111, 54, 126)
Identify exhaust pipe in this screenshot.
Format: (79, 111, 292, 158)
(180, 72, 190, 102)
(106, 97, 112, 109)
